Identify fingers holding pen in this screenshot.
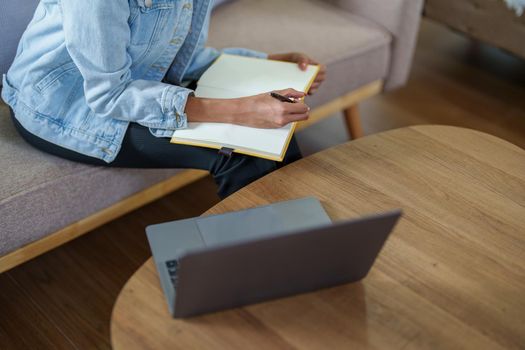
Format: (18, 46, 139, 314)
(278, 101, 310, 125)
(273, 88, 306, 100)
(232, 89, 310, 129)
(284, 100, 310, 114)
(274, 109, 309, 127)
(270, 89, 310, 113)
(286, 112, 310, 123)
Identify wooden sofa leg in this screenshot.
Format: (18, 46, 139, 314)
(344, 104, 364, 139)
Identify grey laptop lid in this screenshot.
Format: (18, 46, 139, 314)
(173, 209, 401, 318)
(147, 197, 401, 318)
(146, 197, 332, 314)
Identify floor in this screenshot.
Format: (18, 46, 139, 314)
(1, 19, 524, 349)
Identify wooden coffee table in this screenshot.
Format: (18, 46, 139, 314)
(111, 126, 525, 350)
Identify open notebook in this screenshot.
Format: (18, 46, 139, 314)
(170, 54, 319, 161)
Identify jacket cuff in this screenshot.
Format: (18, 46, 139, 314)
(162, 85, 194, 130)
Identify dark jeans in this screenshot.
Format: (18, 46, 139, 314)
(10, 109, 302, 198)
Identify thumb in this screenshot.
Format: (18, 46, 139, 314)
(297, 55, 309, 71)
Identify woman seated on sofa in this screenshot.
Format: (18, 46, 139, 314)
(1, 0, 326, 198)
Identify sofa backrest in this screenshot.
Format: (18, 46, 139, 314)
(0, 0, 40, 84)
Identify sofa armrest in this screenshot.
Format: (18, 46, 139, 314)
(328, 0, 424, 91)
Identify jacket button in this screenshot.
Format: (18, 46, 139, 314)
(183, 3, 192, 10)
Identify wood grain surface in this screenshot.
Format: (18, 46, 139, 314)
(111, 125, 525, 350)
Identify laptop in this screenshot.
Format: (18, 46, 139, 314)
(146, 197, 401, 318)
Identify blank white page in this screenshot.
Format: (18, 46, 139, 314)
(196, 54, 318, 97)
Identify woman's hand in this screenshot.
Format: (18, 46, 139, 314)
(268, 52, 327, 95)
(234, 88, 310, 128)
(185, 89, 310, 129)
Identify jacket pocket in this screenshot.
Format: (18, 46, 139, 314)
(129, 0, 177, 46)
(34, 61, 78, 94)
(32, 62, 83, 120)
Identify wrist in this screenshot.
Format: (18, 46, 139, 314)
(206, 98, 239, 124)
(185, 96, 240, 124)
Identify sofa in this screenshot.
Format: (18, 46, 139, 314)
(0, 0, 423, 273)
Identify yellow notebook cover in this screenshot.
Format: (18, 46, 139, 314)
(170, 54, 320, 161)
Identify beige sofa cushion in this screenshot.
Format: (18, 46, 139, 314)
(0, 102, 182, 256)
(208, 0, 392, 107)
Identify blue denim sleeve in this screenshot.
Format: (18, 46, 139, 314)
(182, 10, 268, 83)
(59, 0, 190, 130)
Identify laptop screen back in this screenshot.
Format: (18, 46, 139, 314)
(173, 210, 401, 318)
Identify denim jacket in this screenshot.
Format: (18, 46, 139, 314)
(1, 0, 266, 162)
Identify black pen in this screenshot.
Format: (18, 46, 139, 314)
(270, 92, 297, 103)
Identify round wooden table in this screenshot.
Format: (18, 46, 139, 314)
(111, 126, 525, 350)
